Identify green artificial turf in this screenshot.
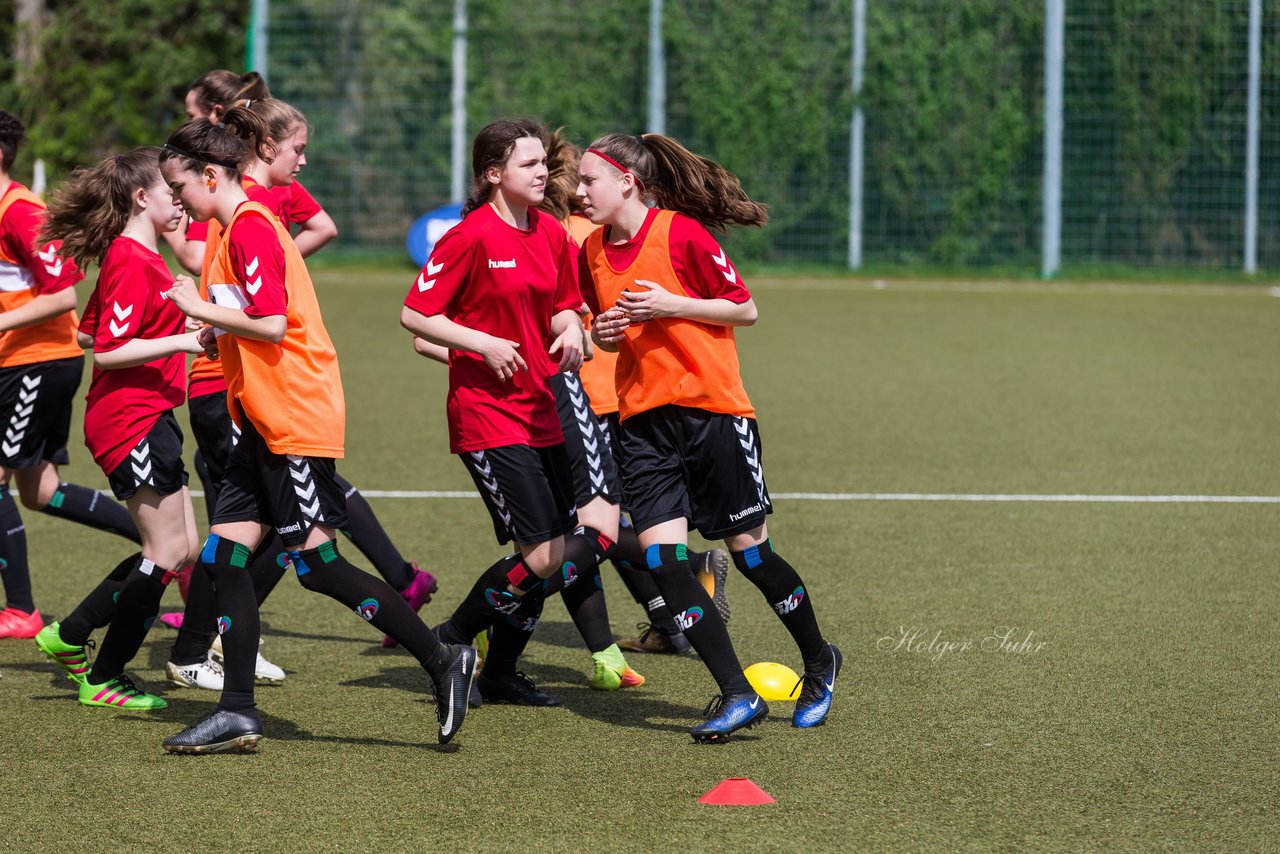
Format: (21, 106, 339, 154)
(0, 274, 1276, 851)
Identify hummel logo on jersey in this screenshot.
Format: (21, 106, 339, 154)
(711, 247, 737, 284)
(245, 257, 263, 295)
(38, 244, 64, 277)
(773, 586, 806, 615)
(488, 258, 516, 269)
(109, 301, 133, 337)
(417, 258, 444, 292)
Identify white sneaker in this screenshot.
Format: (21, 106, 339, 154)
(210, 635, 286, 683)
(167, 654, 225, 690)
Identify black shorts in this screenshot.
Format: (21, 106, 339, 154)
(617, 404, 773, 540)
(187, 391, 238, 491)
(0, 356, 83, 469)
(551, 371, 621, 507)
(105, 411, 189, 500)
(460, 443, 577, 546)
(211, 417, 348, 547)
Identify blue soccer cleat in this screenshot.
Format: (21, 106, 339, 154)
(691, 692, 768, 743)
(792, 642, 842, 728)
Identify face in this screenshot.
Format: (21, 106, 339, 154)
(140, 174, 184, 234)
(488, 136, 547, 207)
(184, 89, 210, 121)
(162, 158, 219, 222)
(266, 125, 308, 187)
(576, 152, 630, 225)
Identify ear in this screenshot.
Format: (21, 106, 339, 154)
(203, 164, 220, 188)
(485, 164, 504, 186)
(133, 185, 149, 209)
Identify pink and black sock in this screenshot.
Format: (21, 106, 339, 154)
(290, 539, 449, 677)
(58, 551, 143, 646)
(646, 543, 751, 695)
(40, 482, 141, 544)
(85, 560, 173, 684)
(0, 485, 33, 613)
(731, 538, 828, 671)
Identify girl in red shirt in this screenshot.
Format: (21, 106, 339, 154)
(577, 133, 841, 741)
(401, 119, 592, 706)
(35, 147, 206, 710)
(158, 111, 475, 753)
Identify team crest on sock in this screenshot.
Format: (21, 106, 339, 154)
(676, 606, 704, 630)
(773, 586, 806, 615)
(356, 598, 379, 620)
(217, 615, 232, 635)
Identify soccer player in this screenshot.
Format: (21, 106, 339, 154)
(0, 110, 144, 640)
(400, 119, 588, 706)
(576, 132, 842, 741)
(158, 111, 475, 752)
(33, 147, 206, 708)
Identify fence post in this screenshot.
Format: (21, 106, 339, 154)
(1041, 0, 1064, 279)
(648, 0, 666, 134)
(849, 0, 865, 270)
(247, 0, 269, 79)
(1245, 0, 1261, 275)
(450, 0, 468, 204)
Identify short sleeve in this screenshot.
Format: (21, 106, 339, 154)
(3, 202, 82, 294)
(288, 182, 323, 224)
(92, 255, 150, 353)
(670, 215, 751, 303)
(403, 225, 476, 317)
(226, 214, 288, 317)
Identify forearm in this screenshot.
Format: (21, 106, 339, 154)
(670, 296, 758, 327)
(94, 334, 197, 370)
(400, 307, 492, 355)
(0, 290, 76, 333)
(413, 336, 450, 364)
(186, 301, 286, 343)
(550, 308, 580, 339)
(293, 214, 338, 258)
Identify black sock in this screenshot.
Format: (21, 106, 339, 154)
(171, 557, 219, 665)
(336, 474, 412, 591)
(86, 560, 171, 684)
(291, 539, 448, 675)
(59, 552, 141, 646)
(558, 529, 614, 653)
(199, 535, 260, 709)
(41, 482, 141, 544)
(611, 527, 682, 636)
(647, 544, 750, 695)
(483, 591, 545, 676)
(732, 539, 827, 670)
(249, 535, 289, 606)
(436, 553, 524, 644)
(0, 486, 33, 612)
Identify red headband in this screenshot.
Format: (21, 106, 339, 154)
(587, 148, 645, 190)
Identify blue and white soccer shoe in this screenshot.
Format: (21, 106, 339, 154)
(691, 692, 769, 743)
(792, 642, 842, 728)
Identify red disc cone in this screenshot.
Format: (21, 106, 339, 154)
(698, 777, 776, 805)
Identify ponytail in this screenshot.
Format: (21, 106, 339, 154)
(586, 132, 768, 232)
(40, 147, 162, 268)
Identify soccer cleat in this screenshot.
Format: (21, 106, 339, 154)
(590, 643, 645, 690)
(694, 549, 731, 624)
(34, 622, 94, 684)
(476, 670, 561, 707)
(792, 643, 842, 728)
(79, 673, 167, 709)
(167, 654, 225, 690)
(163, 708, 263, 755)
(617, 623, 691, 655)
(691, 692, 768, 743)
(158, 612, 184, 630)
(383, 562, 438, 648)
(210, 634, 286, 683)
(0, 606, 44, 639)
(430, 643, 477, 745)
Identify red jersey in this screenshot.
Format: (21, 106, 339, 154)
(272, 182, 323, 226)
(83, 237, 186, 474)
(0, 182, 84, 367)
(403, 204, 581, 453)
(185, 217, 209, 243)
(242, 177, 283, 219)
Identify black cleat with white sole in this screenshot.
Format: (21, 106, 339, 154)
(431, 643, 477, 744)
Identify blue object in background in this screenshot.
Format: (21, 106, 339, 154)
(406, 204, 464, 267)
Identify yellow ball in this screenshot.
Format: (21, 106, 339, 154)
(744, 661, 801, 701)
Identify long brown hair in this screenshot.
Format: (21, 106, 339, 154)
(189, 70, 271, 120)
(40, 147, 163, 267)
(159, 107, 275, 180)
(0, 110, 26, 173)
(461, 118, 547, 217)
(538, 127, 582, 222)
(586, 133, 768, 232)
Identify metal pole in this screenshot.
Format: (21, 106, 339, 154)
(248, 0, 269, 79)
(1245, 0, 1261, 274)
(648, 0, 666, 134)
(849, 0, 865, 270)
(451, 0, 468, 204)
(1041, 0, 1064, 279)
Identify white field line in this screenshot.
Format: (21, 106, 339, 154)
(184, 489, 1280, 505)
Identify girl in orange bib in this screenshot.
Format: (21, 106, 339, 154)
(576, 133, 841, 741)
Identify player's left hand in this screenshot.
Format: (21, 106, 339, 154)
(618, 279, 681, 322)
(549, 325, 584, 372)
(165, 275, 202, 315)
